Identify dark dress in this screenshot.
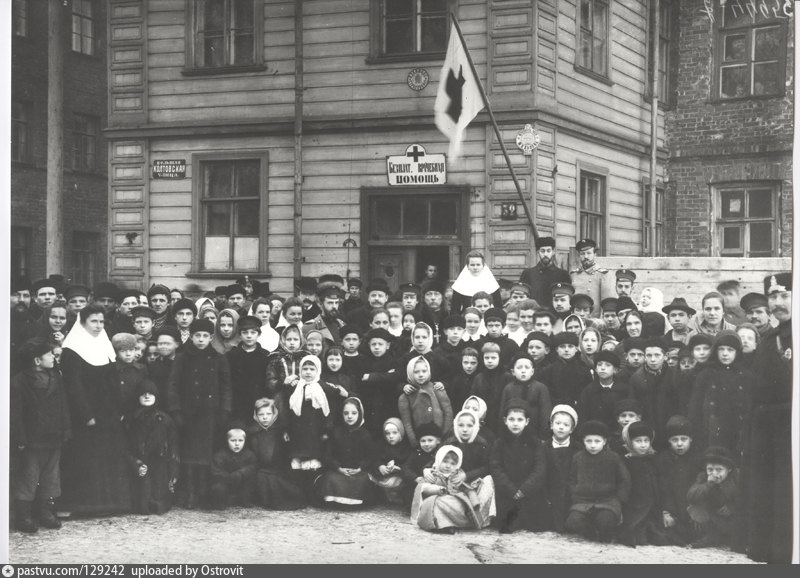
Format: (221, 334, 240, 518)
(226, 343, 270, 421)
(59, 348, 133, 516)
(316, 423, 374, 504)
(249, 424, 306, 510)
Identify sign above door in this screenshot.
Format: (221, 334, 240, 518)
(386, 144, 447, 186)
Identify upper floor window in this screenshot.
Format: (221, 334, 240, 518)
(579, 169, 607, 253)
(11, 101, 30, 163)
(11, 227, 32, 282)
(575, 0, 609, 78)
(72, 231, 101, 286)
(72, 115, 98, 172)
(715, 183, 779, 257)
(642, 182, 664, 256)
(186, 0, 265, 73)
(13, 0, 28, 37)
(646, 0, 677, 106)
(715, 5, 787, 100)
(72, 0, 95, 56)
(370, 0, 450, 60)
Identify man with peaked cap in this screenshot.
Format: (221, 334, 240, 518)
(614, 269, 636, 299)
(342, 277, 366, 316)
(550, 282, 575, 332)
(224, 284, 247, 317)
(345, 279, 391, 334)
(294, 277, 321, 322)
(739, 292, 775, 337)
(744, 272, 792, 563)
(303, 284, 346, 346)
(396, 282, 420, 313)
(569, 238, 615, 317)
(147, 284, 173, 332)
(519, 236, 571, 307)
(11, 276, 31, 309)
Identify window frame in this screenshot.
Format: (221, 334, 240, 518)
(11, 101, 30, 164)
(71, 0, 95, 56)
(71, 114, 99, 173)
(71, 230, 101, 287)
(574, 0, 611, 82)
(644, 0, 678, 108)
(190, 151, 270, 276)
(711, 5, 788, 101)
(712, 182, 780, 257)
(11, 226, 32, 282)
(184, 0, 266, 76)
(642, 180, 665, 256)
(367, 0, 455, 63)
(13, 0, 28, 38)
(576, 162, 609, 255)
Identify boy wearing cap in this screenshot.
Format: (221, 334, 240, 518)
(544, 404, 579, 533)
(497, 353, 552, 440)
(435, 314, 468, 380)
(342, 278, 365, 316)
(398, 283, 421, 313)
(628, 337, 678, 450)
(609, 399, 643, 457)
(600, 298, 621, 332)
(226, 316, 271, 422)
(550, 282, 574, 330)
(571, 294, 594, 321)
(111, 332, 150, 420)
(565, 420, 631, 543)
(147, 285, 172, 332)
(131, 306, 157, 343)
(346, 281, 390, 334)
(616, 337, 646, 383)
(577, 350, 629, 430)
(536, 331, 592, 410)
(11, 339, 71, 533)
(360, 327, 400, 438)
(519, 236, 571, 307)
(662, 298, 698, 345)
(166, 318, 233, 509)
(149, 326, 181, 404)
(126, 380, 179, 515)
(172, 298, 198, 346)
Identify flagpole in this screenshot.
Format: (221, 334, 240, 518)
(450, 15, 540, 244)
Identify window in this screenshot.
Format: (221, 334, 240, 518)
(646, 0, 677, 106)
(575, 0, 609, 77)
(11, 227, 32, 281)
(72, 231, 101, 286)
(642, 182, 664, 256)
(371, 0, 450, 60)
(13, 0, 28, 37)
(370, 196, 459, 239)
(715, 184, 779, 257)
(579, 170, 606, 252)
(72, 0, 95, 55)
(715, 5, 787, 99)
(195, 155, 267, 272)
(187, 0, 264, 72)
(72, 115, 98, 172)
(11, 101, 29, 163)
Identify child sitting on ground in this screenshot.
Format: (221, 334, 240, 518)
(209, 421, 257, 509)
(400, 422, 442, 507)
(369, 418, 412, 506)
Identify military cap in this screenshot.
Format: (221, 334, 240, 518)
(600, 297, 618, 312)
(64, 284, 91, 301)
(238, 315, 262, 332)
(551, 282, 575, 297)
(575, 238, 597, 251)
(510, 282, 531, 296)
(764, 272, 791, 295)
(615, 269, 636, 283)
(571, 293, 594, 309)
(739, 292, 768, 313)
(398, 282, 421, 296)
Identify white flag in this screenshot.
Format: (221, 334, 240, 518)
(434, 24, 484, 160)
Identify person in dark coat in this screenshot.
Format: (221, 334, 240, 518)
(125, 380, 179, 515)
(490, 399, 549, 533)
(536, 331, 593, 411)
(369, 417, 412, 506)
(226, 315, 270, 421)
(166, 318, 233, 509)
(673, 333, 713, 415)
(519, 236, 572, 308)
(249, 398, 305, 510)
(399, 422, 442, 507)
(654, 415, 702, 546)
(59, 305, 133, 517)
(577, 350, 629, 430)
(433, 314, 468, 380)
(444, 410, 492, 485)
(359, 328, 401, 438)
(627, 337, 679, 450)
(478, 307, 520, 369)
(543, 405, 580, 533)
(265, 324, 311, 432)
(449, 251, 503, 315)
(445, 347, 480, 414)
(469, 342, 512, 433)
(497, 353, 552, 440)
(11, 340, 71, 532)
(209, 421, 257, 509)
(418, 280, 450, 347)
(149, 326, 180, 404)
(110, 333, 150, 420)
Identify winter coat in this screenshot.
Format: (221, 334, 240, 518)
(537, 357, 593, 409)
(445, 370, 478, 416)
(148, 357, 174, 408)
(654, 447, 702, 524)
(469, 367, 512, 432)
(619, 453, 662, 545)
(325, 424, 374, 471)
(544, 440, 579, 532)
(211, 447, 257, 487)
(401, 448, 437, 485)
(359, 351, 401, 438)
(568, 447, 631, 521)
(398, 382, 453, 447)
(113, 361, 149, 420)
(10, 368, 71, 449)
(370, 439, 412, 479)
(226, 343, 270, 421)
(434, 340, 467, 381)
(497, 378, 552, 439)
(476, 334, 520, 369)
(577, 379, 631, 430)
(628, 365, 679, 449)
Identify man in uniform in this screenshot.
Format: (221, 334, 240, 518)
(614, 269, 636, 299)
(739, 292, 776, 338)
(397, 282, 421, 313)
(570, 238, 615, 317)
(519, 236, 571, 307)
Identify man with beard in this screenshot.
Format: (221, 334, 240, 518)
(744, 272, 793, 563)
(303, 284, 346, 346)
(519, 236, 571, 307)
(570, 238, 615, 317)
(614, 269, 636, 299)
(346, 280, 390, 334)
(295, 276, 321, 322)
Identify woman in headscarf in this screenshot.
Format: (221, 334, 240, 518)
(59, 304, 132, 516)
(450, 251, 503, 315)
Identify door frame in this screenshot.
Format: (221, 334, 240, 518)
(360, 186, 472, 283)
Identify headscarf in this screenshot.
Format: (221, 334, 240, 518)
(406, 355, 432, 386)
(288, 354, 330, 417)
(453, 410, 479, 444)
(563, 313, 585, 334)
(252, 397, 278, 431)
(342, 396, 365, 430)
(383, 417, 405, 442)
(433, 444, 463, 473)
(411, 322, 434, 354)
(638, 287, 665, 314)
(621, 421, 656, 456)
(212, 308, 241, 354)
(451, 261, 500, 297)
(578, 326, 603, 368)
(462, 395, 488, 422)
(621, 310, 644, 339)
(61, 312, 116, 366)
(279, 324, 306, 353)
(195, 296, 216, 314)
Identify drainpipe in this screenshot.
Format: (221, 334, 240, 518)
(46, 0, 64, 276)
(649, 0, 659, 257)
(293, 0, 304, 280)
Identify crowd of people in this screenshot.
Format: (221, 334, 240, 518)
(8, 238, 794, 563)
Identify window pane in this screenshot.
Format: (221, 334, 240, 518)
(747, 189, 773, 218)
(724, 34, 747, 61)
(722, 226, 742, 249)
(233, 237, 258, 270)
(579, 34, 592, 68)
(206, 203, 231, 235)
(203, 34, 225, 67)
(403, 199, 428, 235)
(385, 0, 412, 17)
(421, 0, 446, 12)
(593, 37, 607, 73)
(235, 201, 259, 235)
(204, 237, 230, 271)
(753, 61, 779, 95)
(580, 0, 591, 26)
(385, 20, 413, 53)
(205, 163, 233, 198)
(754, 27, 781, 60)
(233, 33, 254, 64)
(235, 160, 260, 195)
(375, 199, 401, 236)
(720, 65, 748, 98)
(720, 190, 744, 217)
(593, 2, 607, 38)
(430, 200, 458, 236)
(420, 16, 446, 52)
(722, 6, 754, 28)
(750, 222, 772, 253)
(204, 0, 225, 30)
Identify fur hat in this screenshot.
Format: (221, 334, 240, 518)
(423, 280, 446, 295)
(172, 298, 197, 316)
(575, 238, 597, 251)
(644, 336, 667, 351)
(64, 284, 91, 301)
(713, 329, 742, 352)
(18, 339, 54, 367)
(189, 319, 214, 335)
(535, 236, 556, 249)
(614, 398, 643, 417)
(580, 420, 609, 439)
(442, 314, 466, 330)
(111, 332, 137, 352)
(131, 306, 157, 321)
(415, 422, 443, 440)
(237, 315, 262, 332)
(623, 336, 646, 353)
(364, 327, 393, 343)
(703, 446, 736, 469)
(525, 331, 552, 349)
(483, 307, 506, 324)
(688, 333, 714, 349)
(147, 284, 171, 300)
(93, 281, 120, 301)
(136, 379, 159, 398)
(594, 350, 621, 368)
(626, 420, 653, 441)
(339, 324, 362, 339)
(615, 296, 638, 314)
(225, 284, 246, 299)
(665, 415, 693, 439)
(550, 404, 578, 428)
(763, 272, 791, 295)
(551, 331, 579, 347)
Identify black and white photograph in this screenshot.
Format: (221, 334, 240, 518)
(3, 0, 797, 565)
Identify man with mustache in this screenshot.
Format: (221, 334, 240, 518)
(295, 276, 321, 323)
(303, 280, 346, 347)
(519, 236, 571, 308)
(569, 238, 615, 317)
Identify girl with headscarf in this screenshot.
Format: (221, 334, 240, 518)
(211, 308, 241, 355)
(397, 356, 454, 448)
(445, 410, 494, 494)
(59, 304, 133, 515)
(316, 397, 374, 506)
(395, 321, 451, 385)
(249, 397, 306, 510)
(369, 417, 412, 505)
(450, 251, 503, 315)
(578, 326, 603, 371)
(462, 395, 496, 446)
(410, 444, 496, 532)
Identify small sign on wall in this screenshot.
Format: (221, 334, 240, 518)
(500, 202, 518, 220)
(386, 144, 446, 186)
(152, 160, 186, 179)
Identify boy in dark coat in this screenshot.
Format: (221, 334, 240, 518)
(544, 405, 580, 533)
(609, 398, 644, 457)
(226, 315, 270, 421)
(148, 326, 180, 404)
(490, 399, 549, 533)
(210, 421, 257, 509)
(577, 350, 630, 430)
(536, 331, 592, 409)
(167, 319, 233, 509)
(400, 422, 442, 508)
(433, 314, 468, 380)
(126, 380, 179, 515)
(477, 307, 519, 369)
(111, 332, 150, 420)
(11, 340, 71, 533)
(469, 342, 511, 433)
(497, 353, 552, 439)
(627, 337, 678, 450)
(359, 328, 401, 438)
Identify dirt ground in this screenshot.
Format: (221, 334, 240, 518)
(7, 505, 758, 564)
